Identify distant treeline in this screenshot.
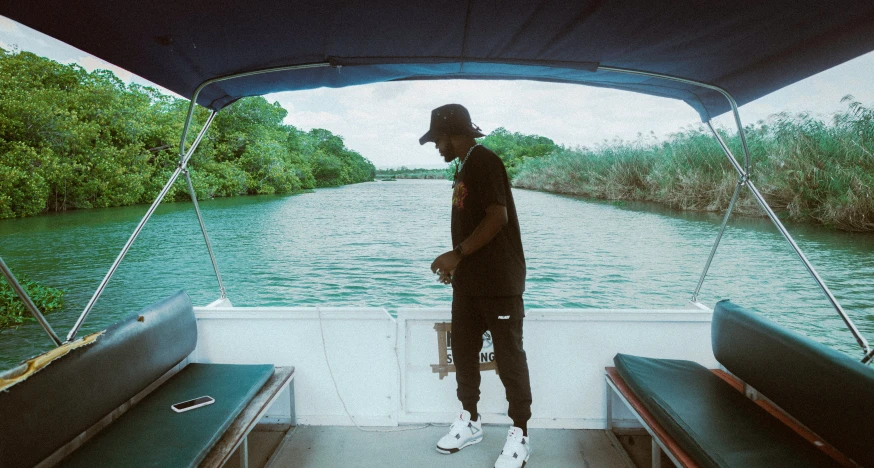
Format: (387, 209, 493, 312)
(0, 49, 375, 219)
(512, 97, 874, 231)
(375, 168, 448, 179)
(378, 127, 557, 181)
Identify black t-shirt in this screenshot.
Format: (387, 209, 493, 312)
(451, 145, 526, 296)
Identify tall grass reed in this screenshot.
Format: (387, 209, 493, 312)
(513, 97, 874, 231)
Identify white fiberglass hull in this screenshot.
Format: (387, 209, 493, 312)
(191, 304, 714, 430)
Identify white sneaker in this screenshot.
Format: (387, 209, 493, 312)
(494, 427, 530, 468)
(435, 410, 483, 454)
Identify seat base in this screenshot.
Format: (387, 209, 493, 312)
(609, 354, 841, 468)
(59, 363, 274, 468)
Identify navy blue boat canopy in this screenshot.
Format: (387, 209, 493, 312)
(3, 1, 873, 121)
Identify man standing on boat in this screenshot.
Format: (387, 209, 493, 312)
(422, 104, 532, 468)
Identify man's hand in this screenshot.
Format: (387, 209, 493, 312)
(431, 250, 462, 285)
(431, 204, 506, 285)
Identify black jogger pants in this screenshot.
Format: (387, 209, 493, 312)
(451, 293, 532, 425)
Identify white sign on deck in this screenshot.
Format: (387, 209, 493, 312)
(431, 322, 498, 379)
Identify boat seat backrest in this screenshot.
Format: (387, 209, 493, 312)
(711, 300, 874, 467)
(0, 290, 197, 468)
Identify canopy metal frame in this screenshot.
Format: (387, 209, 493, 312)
(64, 64, 331, 343)
(64, 111, 219, 343)
(593, 67, 872, 364)
(59, 61, 871, 364)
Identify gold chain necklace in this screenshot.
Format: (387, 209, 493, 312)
(458, 144, 481, 172)
(453, 144, 481, 188)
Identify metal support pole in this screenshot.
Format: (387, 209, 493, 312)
(707, 119, 869, 355)
(692, 178, 744, 302)
(0, 256, 62, 346)
(183, 168, 227, 299)
(744, 177, 870, 354)
(597, 65, 871, 361)
(239, 437, 249, 468)
(691, 121, 750, 302)
(604, 378, 613, 431)
(708, 117, 870, 358)
(67, 65, 330, 343)
(173, 64, 330, 302)
(863, 348, 874, 365)
(706, 122, 747, 180)
(651, 439, 662, 468)
(65, 111, 218, 343)
(173, 63, 331, 301)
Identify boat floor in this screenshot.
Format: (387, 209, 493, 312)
(225, 424, 661, 468)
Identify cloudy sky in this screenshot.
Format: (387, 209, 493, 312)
(3, 15, 873, 169)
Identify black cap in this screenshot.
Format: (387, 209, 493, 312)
(419, 104, 485, 145)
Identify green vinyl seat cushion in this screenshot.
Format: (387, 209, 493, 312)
(613, 353, 838, 468)
(59, 363, 274, 468)
(712, 300, 874, 467)
(0, 291, 198, 468)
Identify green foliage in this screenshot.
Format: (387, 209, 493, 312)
(0, 50, 375, 218)
(479, 127, 559, 178)
(0, 275, 64, 329)
(514, 97, 874, 231)
(303, 129, 375, 187)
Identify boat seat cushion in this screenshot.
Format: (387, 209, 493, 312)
(712, 300, 874, 467)
(613, 353, 838, 468)
(0, 291, 198, 468)
(58, 363, 274, 467)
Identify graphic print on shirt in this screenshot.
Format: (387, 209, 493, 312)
(453, 182, 468, 210)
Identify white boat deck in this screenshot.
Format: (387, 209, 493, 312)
(224, 424, 655, 468)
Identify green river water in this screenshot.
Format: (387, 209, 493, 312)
(1, 179, 873, 368)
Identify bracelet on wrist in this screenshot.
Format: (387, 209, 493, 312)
(454, 244, 465, 258)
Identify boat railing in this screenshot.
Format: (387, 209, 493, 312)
(63, 110, 219, 343)
(596, 65, 870, 361)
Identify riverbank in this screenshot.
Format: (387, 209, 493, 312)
(512, 97, 874, 231)
(0, 50, 375, 220)
(375, 168, 448, 179)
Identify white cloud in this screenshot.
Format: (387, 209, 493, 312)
(0, 16, 19, 34)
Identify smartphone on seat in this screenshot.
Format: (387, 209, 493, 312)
(171, 396, 215, 413)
